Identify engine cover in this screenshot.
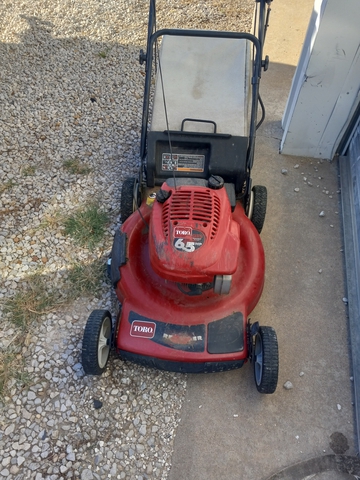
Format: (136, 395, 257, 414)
(149, 182, 240, 283)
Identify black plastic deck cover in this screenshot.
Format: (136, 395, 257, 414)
(119, 350, 245, 373)
(207, 312, 244, 354)
(129, 311, 205, 352)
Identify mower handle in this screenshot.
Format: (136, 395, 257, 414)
(181, 118, 217, 134)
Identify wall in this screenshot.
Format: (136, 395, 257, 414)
(281, 0, 360, 159)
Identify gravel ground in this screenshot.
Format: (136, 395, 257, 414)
(0, 1, 253, 478)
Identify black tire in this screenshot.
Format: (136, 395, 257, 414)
(82, 310, 112, 375)
(251, 185, 267, 234)
(253, 326, 279, 394)
(120, 177, 139, 223)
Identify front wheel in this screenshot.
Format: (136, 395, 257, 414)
(253, 326, 279, 394)
(82, 310, 112, 375)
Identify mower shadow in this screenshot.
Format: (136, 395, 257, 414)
(0, 13, 144, 206)
(0, 13, 147, 393)
(0, 13, 145, 304)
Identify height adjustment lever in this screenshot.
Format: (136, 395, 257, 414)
(262, 55, 269, 71)
(139, 49, 147, 65)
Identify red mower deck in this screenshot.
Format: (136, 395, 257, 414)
(113, 200, 264, 373)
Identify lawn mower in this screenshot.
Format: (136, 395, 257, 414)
(82, 0, 279, 393)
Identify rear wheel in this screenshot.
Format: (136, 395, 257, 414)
(82, 310, 112, 375)
(121, 177, 140, 223)
(253, 326, 279, 394)
(251, 185, 267, 234)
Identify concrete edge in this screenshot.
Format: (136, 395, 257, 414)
(265, 454, 360, 480)
(339, 155, 360, 454)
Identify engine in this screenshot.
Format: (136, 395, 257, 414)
(149, 180, 240, 294)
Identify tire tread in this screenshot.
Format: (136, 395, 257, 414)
(82, 309, 112, 375)
(251, 185, 267, 234)
(255, 326, 279, 394)
(120, 177, 136, 223)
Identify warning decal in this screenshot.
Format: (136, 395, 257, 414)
(162, 153, 205, 172)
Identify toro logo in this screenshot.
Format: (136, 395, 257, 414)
(130, 320, 156, 338)
(174, 226, 192, 238)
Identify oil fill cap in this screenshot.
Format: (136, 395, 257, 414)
(156, 189, 171, 203)
(208, 175, 224, 189)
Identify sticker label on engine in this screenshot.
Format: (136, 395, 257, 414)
(173, 229, 205, 252)
(174, 226, 192, 238)
(162, 153, 205, 172)
(130, 320, 156, 338)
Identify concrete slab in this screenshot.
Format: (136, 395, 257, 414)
(311, 475, 350, 479)
(266, 454, 360, 479)
(169, 1, 357, 479)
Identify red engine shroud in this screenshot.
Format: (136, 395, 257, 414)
(113, 194, 265, 369)
(149, 184, 240, 283)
